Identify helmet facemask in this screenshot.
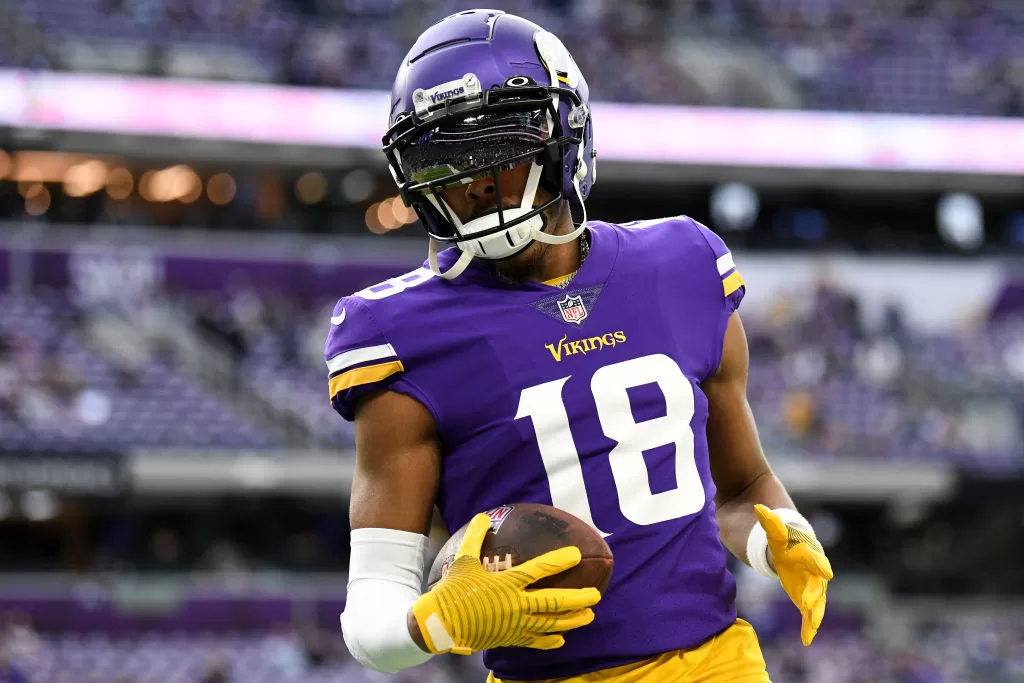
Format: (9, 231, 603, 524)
(384, 82, 586, 279)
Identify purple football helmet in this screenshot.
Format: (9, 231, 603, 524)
(382, 9, 596, 278)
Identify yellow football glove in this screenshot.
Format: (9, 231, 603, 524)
(753, 504, 834, 646)
(411, 513, 601, 655)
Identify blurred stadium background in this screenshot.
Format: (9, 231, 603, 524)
(0, 1, 1023, 682)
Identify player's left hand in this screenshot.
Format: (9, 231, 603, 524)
(753, 504, 833, 646)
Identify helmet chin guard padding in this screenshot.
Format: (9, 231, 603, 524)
(382, 10, 597, 279)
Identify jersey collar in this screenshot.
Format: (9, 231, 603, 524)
(445, 222, 620, 292)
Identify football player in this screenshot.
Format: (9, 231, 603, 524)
(330, 9, 833, 683)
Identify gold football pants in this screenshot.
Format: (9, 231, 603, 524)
(488, 619, 771, 683)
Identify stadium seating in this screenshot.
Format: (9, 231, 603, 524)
(227, 283, 1024, 470)
(0, 291, 278, 452)
(744, 296, 1024, 472)
(5, 282, 1019, 470)
(0, 267, 1018, 468)
(5, 612, 1022, 683)
(11, 632, 471, 683)
(243, 318, 356, 448)
(749, 0, 1024, 115)
(6, 0, 1024, 115)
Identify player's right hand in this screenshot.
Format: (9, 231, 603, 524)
(410, 513, 602, 655)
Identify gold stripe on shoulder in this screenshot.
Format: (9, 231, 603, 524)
(329, 360, 405, 398)
(723, 270, 745, 297)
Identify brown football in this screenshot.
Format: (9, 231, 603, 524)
(427, 502, 614, 593)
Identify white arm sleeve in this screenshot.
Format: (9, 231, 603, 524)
(340, 527, 434, 673)
(746, 507, 815, 579)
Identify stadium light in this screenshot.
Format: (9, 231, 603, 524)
(180, 182, 203, 203)
(710, 182, 759, 232)
(207, 173, 236, 205)
(341, 169, 375, 203)
(21, 182, 45, 200)
(296, 171, 327, 204)
(140, 165, 199, 203)
(175, 166, 202, 203)
(139, 170, 156, 201)
(150, 171, 173, 202)
(937, 192, 984, 250)
(377, 197, 400, 231)
(104, 168, 134, 200)
(25, 185, 51, 216)
(63, 160, 107, 197)
(256, 179, 284, 221)
(148, 169, 170, 201)
(21, 490, 58, 522)
(17, 168, 43, 197)
(390, 195, 417, 226)
(365, 201, 386, 234)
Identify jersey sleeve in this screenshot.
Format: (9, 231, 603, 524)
(323, 297, 405, 421)
(686, 218, 745, 379)
(690, 219, 745, 314)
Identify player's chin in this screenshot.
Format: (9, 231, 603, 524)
(498, 239, 545, 262)
(492, 208, 557, 262)
(495, 240, 548, 276)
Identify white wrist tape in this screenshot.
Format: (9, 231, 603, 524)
(745, 507, 814, 580)
(340, 528, 433, 673)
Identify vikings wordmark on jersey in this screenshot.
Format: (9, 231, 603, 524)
(544, 330, 627, 363)
(325, 216, 745, 681)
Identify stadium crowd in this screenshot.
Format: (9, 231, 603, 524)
(744, 282, 1024, 473)
(0, 604, 1022, 683)
(2, 0, 1023, 115)
(181, 278, 1024, 472)
(0, 289, 275, 453)
(0, 2, 1020, 682)
(1, 275, 1021, 473)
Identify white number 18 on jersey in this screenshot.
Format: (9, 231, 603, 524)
(515, 353, 706, 537)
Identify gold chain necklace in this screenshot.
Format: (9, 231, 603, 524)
(554, 229, 590, 289)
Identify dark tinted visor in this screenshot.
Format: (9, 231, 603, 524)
(400, 108, 550, 189)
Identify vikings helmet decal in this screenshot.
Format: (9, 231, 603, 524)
(382, 10, 596, 279)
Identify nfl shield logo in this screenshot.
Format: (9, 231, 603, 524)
(557, 294, 588, 325)
(485, 505, 515, 531)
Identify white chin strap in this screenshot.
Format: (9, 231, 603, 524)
(426, 162, 588, 280)
(428, 238, 474, 280)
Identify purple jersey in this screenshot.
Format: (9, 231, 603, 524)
(325, 217, 746, 681)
